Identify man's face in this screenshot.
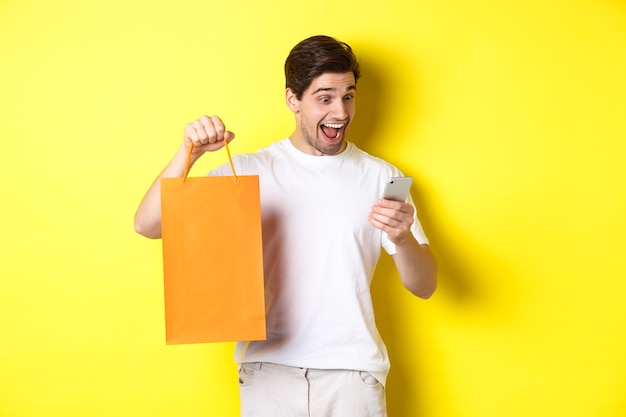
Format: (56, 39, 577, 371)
(287, 72, 356, 156)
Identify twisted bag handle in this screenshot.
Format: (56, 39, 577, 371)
(182, 138, 239, 183)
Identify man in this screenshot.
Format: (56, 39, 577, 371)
(135, 35, 437, 417)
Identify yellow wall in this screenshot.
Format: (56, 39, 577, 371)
(1, 0, 625, 416)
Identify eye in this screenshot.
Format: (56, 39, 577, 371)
(319, 96, 331, 103)
(344, 94, 354, 101)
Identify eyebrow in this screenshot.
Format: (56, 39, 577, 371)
(311, 85, 357, 95)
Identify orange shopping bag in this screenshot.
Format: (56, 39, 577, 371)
(159, 141, 266, 344)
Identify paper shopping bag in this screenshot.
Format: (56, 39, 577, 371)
(159, 143, 266, 344)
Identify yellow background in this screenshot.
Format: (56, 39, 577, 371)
(1, 0, 625, 416)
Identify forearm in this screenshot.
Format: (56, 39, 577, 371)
(134, 144, 198, 239)
(392, 236, 437, 299)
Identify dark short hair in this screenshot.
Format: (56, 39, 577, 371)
(285, 35, 361, 100)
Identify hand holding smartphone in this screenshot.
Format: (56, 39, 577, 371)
(381, 177, 412, 202)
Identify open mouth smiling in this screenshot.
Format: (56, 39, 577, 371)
(320, 123, 346, 140)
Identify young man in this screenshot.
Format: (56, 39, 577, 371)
(135, 35, 437, 417)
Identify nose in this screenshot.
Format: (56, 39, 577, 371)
(331, 100, 349, 120)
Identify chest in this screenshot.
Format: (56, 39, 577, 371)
(258, 163, 378, 238)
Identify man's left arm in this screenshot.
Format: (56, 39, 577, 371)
(369, 199, 437, 299)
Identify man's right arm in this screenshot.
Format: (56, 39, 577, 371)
(133, 115, 234, 239)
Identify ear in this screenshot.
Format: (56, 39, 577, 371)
(285, 88, 300, 113)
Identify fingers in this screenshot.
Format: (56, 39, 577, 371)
(184, 115, 234, 148)
(368, 200, 414, 232)
(374, 199, 414, 219)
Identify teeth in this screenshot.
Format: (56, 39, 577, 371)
(323, 123, 344, 129)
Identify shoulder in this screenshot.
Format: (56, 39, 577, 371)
(235, 139, 288, 163)
(224, 139, 289, 175)
(345, 143, 403, 176)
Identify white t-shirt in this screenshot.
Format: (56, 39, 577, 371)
(209, 139, 428, 386)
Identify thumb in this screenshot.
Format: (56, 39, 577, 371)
(224, 131, 236, 143)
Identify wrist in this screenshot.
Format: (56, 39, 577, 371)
(390, 231, 416, 247)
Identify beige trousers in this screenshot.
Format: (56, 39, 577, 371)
(238, 362, 387, 417)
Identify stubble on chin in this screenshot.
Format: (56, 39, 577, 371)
(308, 136, 345, 156)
